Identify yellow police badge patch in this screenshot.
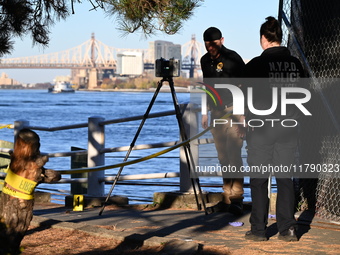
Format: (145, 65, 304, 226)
(216, 62, 223, 72)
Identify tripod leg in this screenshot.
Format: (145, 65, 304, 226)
(99, 80, 164, 215)
(167, 78, 207, 214)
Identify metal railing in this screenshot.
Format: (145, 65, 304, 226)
(0, 103, 214, 199)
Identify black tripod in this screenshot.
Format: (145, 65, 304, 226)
(99, 77, 207, 215)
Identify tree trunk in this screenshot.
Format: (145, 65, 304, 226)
(0, 193, 34, 254)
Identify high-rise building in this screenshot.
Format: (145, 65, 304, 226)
(148, 40, 181, 63)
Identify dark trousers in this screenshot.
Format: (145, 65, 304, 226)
(249, 178, 296, 235)
(246, 123, 298, 235)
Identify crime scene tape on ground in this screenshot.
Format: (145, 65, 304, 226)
(58, 112, 232, 175)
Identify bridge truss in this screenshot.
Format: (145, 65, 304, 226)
(0, 34, 147, 70)
(0, 33, 204, 85)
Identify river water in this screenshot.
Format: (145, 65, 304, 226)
(0, 89, 250, 204)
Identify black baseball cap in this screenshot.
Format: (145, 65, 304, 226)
(203, 27, 222, 41)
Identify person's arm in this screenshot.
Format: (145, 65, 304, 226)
(233, 115, 246, 138)
(201, 114, 209, 129)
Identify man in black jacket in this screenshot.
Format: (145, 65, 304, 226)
(200, 27, 245, 215)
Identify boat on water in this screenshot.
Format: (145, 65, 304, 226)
(48, 81, 75, 93)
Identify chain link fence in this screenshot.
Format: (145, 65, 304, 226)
(280, 0, 340, 222)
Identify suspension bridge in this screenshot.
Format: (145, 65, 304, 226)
(0, 34, 204, 89)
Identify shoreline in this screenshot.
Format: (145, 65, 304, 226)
(0, 87, 199, 93)
(79, 87, 193, 93)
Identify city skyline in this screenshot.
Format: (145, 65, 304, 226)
(1, 0, 279, 83)
(0, 37, 199, 86)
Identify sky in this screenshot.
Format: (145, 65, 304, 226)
(1, 0, 280, 84)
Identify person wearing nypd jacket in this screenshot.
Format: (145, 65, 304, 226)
(200, 27, 246, 215)
(243, 16, 305, 242)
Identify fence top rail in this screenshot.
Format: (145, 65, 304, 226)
(0, 137, 214, 158)
(100, 110, 176, 126)
(23, 109, 178, 132)
(27, 122, 88, 132)
(44, 150, 87, 158)
(101, 140, 179, 154)
(0, 148, 12, 153)
(0, 171, 181, 181)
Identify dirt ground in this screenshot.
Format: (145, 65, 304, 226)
(19, 204, 340, 255)
(21, 225, 230, 255)
(21, 225, 161, 255)
(20, 223, 340, 255)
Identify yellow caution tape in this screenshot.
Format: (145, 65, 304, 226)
(2, 185, 34, 200)
(57, 112, 232, 175)
(1, 167, 37, 200)
(0, 124, 12, 129)
(4, 168, 37, 195)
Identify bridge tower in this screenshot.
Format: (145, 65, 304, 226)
(182, 35, 203, 78)
(88, 33, 98, 89)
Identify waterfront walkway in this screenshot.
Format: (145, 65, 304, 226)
(32, 202, 340, 255)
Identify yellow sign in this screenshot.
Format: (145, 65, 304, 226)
(73, 195, 84, 211)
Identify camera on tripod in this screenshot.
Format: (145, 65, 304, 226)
(155, 58, 180, 78)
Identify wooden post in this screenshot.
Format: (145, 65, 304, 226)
(70, 147, 88, 194)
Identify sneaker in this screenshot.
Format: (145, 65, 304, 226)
(245, 231, 268, 241)
(278, 227, 298, 242)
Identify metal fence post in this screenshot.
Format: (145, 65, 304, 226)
(14, 120, 29, 135)
(87, 116, 105, 196)
(179, 103, 199, 192)
(13, 120, 30, 145)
